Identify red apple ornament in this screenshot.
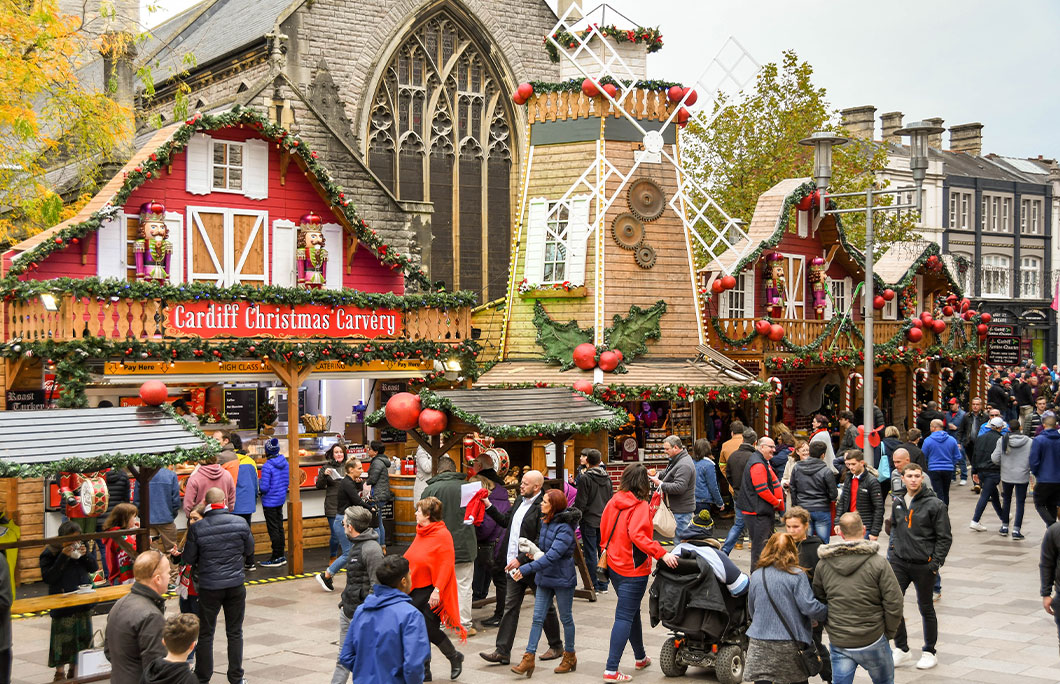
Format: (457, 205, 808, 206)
(883, 289, 895, 302)
(598, 351, 620, 372)
(755, 319, 773, 337)
(602, 83, 618, 99)
(573, 380, 594, 394)
(980, 312, 992, 324)
(873, 295, 886, 309)
(720, 274, 737, 290)
(418, 408, 448, 436)
(768, 324, 785, 341)
(906, 327, 923, 343)
(581, 78, 600, 97)
(385, 392, 422, 431)
(139, 380, 169, 406)
(667, 85, 684, 102)
(573, 343, 598, 370)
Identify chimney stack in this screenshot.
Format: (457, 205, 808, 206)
(924, 117, 945, 149)
(840, 105, 876, 140)
(948, 123, 984, 156)
(880, 112, 903, 143)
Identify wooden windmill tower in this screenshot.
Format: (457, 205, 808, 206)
(482, 3, 762, 391)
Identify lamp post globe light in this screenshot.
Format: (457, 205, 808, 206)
(797, 121, 943, 441)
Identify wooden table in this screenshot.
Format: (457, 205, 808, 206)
(12, 584, 132, 615)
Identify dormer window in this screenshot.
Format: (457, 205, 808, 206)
(212, 141, 244, 192)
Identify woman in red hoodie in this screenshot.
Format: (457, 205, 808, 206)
(599, 464, 679, 681)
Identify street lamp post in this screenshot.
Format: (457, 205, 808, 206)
(799, 121, 944, 438)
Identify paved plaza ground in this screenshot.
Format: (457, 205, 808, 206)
(11, 484, 1060, 684)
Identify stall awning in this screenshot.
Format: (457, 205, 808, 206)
(430, 387, 626, 438)
(0, 406, 215, 478)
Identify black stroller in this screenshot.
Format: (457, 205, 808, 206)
(648, 542, 749, 683)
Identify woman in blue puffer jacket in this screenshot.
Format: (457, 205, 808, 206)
(509, 489, 581, 676)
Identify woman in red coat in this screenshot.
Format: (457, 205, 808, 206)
(599, 464, 678, 681)
(403, 496, 465, 680)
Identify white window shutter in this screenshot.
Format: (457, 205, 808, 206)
(565, 195, 591, 285)
(824, 277, 835, 319)
(271, 219, 297, 287)
(164, 211, 184, 284)
(523, 198, 548, 284)
(185, 133, 212, 195)
(797, 210, 809, 238)
(243, 138, 269, 200)
(322, 223, 344, 290)
(743, 271, 755, 317)
(96, 215, 126, 280)
(883, 295, 897, 320)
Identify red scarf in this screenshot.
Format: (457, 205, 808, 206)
(404, 521, 466, 641)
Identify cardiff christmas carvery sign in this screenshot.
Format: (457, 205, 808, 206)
(164, 301, 401, 340)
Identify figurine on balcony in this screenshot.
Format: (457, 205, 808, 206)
(297, 211, 327, 289)
(133, 201, 171, 283)
(809, 256, 827, 319)
(764, 252, 786, 318)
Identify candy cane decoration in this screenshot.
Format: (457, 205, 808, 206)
(764, 376, 783, 437)
(913, 366, 930, 421)
(845, 372, 863, 412)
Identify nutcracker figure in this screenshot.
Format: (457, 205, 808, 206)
(296, 212, 327, 289)
(809, 256, 828, 319)
(764, 252, 787, 318)
(133, 201, 171, 283)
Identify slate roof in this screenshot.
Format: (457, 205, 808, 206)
(433, 387, 625, 436)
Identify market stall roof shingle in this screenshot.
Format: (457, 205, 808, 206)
(0, 406, 215, 478)
(475, 358, 755, 388)
(429, 387, 627, 438)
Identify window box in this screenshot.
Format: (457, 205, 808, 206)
(517, 280, 586, 298)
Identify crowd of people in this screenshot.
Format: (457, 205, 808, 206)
(20, 363, 1060, 684)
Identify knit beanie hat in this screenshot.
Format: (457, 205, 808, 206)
(264, 438, 281, 457)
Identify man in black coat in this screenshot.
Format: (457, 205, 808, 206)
(835, 450, 883, 539)
(183, 488, 255, 684)
(1041, 521, 1060, 655)
(960, 397, 988, 457)
(479, 470, 562, 665)
(916, 402, 946, 439)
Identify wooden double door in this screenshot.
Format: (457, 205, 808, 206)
(187, 207, 268, 287)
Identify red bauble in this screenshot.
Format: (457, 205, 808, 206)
(960, 298, 971, 312)
(754, 319, 773, 336)
(581, 78, 600, 97)
(573, 343, 598, 370)
(962, 310, 974, 321)
(385, 392, 422, 431)
(573, 380, 594, 394)
(768, 324, 785, 341)
(920, 312, 934, 326)
(139, 380, 168, 406)
(667, 85, 684, 102)
(882, 288, 895, 302)
(682, 88, 698, 106)
(906, 327, 924, 343)
(676, 107, 691, 127)
(932, 320, 946, 334)
(967, 309, 977, 318)
(711, 279, 725, 294)
(980, 312, 992, 324)
(910, 318, 923, 329)
(720, 274, 737, 290)
(977, 323, 989, 336)
(418, 408, 448, 436)
(873, 295, 886, 309)
(927, 254, 939, 264)
(946, 293, 958, 305)
(602, 83, 618, 99)
(512, 93, 527, 105)
(598, 351, 620, 372)
(517, 83, 534, 100)
(613, 349, 624, 363)
(942, 305, 954, 317)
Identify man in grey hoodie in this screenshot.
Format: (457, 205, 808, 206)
(364, 441, 392, 548)
(992, 419, 1031, 539)
(649, 435, 696, 539)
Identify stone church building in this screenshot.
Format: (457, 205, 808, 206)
(75, 0, 571, 298)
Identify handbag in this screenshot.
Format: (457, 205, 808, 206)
(78, 629, 110, 677)
(652, 493, 677, 538)
(761, 570, 822, 677)
(877, 441, 891, 484)
(596, 508, 623, 584)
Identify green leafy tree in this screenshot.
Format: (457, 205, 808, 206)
(683, 49, 920, 264)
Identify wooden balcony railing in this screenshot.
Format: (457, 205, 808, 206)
(710, 318, 975, 357)
(4, 296, 471, 345)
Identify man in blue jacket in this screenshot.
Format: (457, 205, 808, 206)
(1031, 415, 1060, 525)
(132, 466, 181, 555)
(921, 420, 960, 505)
(340, 555, 430, 684)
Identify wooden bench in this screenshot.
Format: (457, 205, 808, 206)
(12, 583, 132, 616)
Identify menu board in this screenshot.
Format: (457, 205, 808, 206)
(378, 381, 408, 443)
(987, 336, 1021, 366)
(275, 387, 307, 424)
(223, 387, 260, 430)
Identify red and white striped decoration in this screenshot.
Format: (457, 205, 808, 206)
(913, 367, 930, 421)
(939, 366, 954, 403)
(845, 372, 863, 412)
(764, 376, 783, 437)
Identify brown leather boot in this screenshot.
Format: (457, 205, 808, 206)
(510, 652, 535, 678)
(554, 651, 577, 673)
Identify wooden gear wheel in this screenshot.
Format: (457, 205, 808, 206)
(634, 243, 657, 269)
(627, 178, 666, 222)
(611, 213, 645, 249)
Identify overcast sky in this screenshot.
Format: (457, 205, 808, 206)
(142, 0, 1059, 160)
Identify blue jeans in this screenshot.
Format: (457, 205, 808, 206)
(326, 516, 352, 576)
(606, 572, 649, 671)
(672, 512, 692, 540)
(328, 513, 342, 557)
(721, 510, 745, 554)
(377, 519, 386, 547)
(580, 523, 605, 590)
(526, 585, 575, 654)
(830, 634, 894, 684)
(809, 510, 832, 542)
(972, 471, 1003, 524)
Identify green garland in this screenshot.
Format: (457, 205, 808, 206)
(0, 403, 220, 478)
(6, 106, 434, 290)
(527, 78, 682, 94)
(709, 314, 854, 355)
(3, 337, 481, 409)
(545, 25, 663, 63)
(0, 277, 477, 310)
(479, 381, 769, 405)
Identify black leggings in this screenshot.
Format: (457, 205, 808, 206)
(409, 585, 458, 661)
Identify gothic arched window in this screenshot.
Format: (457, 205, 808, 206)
(368, 12, 513, 299)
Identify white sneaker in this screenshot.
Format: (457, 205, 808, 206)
(916, 652, 938, 669)
(893, 648, 911, 668)
(959, 479, 967, 486)
(969, 521, 988, 532)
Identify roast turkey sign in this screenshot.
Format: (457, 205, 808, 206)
(163, 301, 401, 340)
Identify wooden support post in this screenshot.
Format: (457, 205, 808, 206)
(273, 360, 314, 575)
(128, 466, 159, 553)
